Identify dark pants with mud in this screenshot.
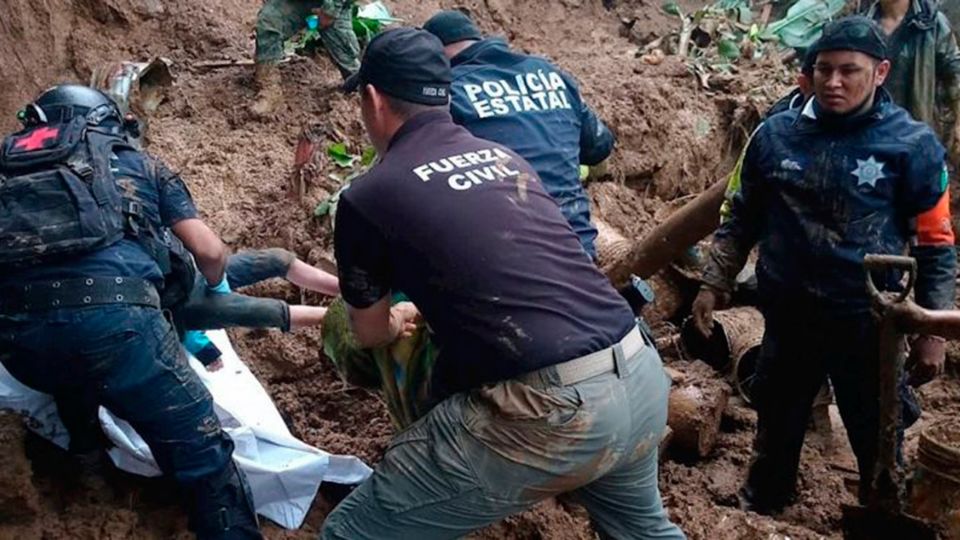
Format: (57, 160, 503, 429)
(174, 249, 294, 333)
(321, 337, 685, 540)
(0, 305, 260, 538)
(254, 0, 360, 77)
(742, 305, 919, 512)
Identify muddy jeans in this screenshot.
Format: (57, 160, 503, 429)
(174, 249, 294, 333)
(254, 0, 360, 77)
(320, 336, 685, 540)
(0, 305, 260, 538)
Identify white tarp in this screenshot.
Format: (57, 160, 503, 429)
(0, 329, 372, 529)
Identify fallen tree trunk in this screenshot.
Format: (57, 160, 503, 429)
(604, 177, 727, 288)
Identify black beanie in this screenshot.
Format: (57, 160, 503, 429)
(811, 16, 888, 61)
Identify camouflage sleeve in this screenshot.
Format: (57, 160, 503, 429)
(150, 157, 199, 226)
(702, 124, 767, 293)
(935, 13, 960, 104)
(317, 0, 352, 17)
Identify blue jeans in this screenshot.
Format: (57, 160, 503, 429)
(321, 337, 685, 539)
(0, 305, 261, 539)
(174, 249, 294, 332)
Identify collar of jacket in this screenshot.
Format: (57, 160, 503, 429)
(866, 0, 937, 32)
(450, 37, 516, 68)
(794, 87, 894, 132)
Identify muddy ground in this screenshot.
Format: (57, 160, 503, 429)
(1, 0, 959, 538)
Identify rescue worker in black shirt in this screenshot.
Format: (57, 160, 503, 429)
(0, 86, 261, 539)
(321, 28, 684, 539)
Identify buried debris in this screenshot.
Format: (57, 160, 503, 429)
(666, 362, 731, 460)
(90, 57, 173, 117)
(910, 418, 960, 538)
(679, 306, 764, 405)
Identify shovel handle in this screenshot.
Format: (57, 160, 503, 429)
(864, 254, 916, 305)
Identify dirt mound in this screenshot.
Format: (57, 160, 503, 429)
(4, 0, 958, 539)
(0, 412, 41, 524)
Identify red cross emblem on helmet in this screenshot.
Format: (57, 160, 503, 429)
(13, 126, 60, 152)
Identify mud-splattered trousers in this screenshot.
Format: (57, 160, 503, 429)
(0, 305, 261, 538)
(254, 0, 360, 77)
(702, 93, 956, 512)
(742, 302, 921, 512)
(174, 248, 296, 333)
(321, 336, 686, 540)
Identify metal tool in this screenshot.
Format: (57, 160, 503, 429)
(842, 254, 938, 539)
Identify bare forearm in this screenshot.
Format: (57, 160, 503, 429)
(918, 309, 960, 340)
(287, 259, 341, 296)
(171, 218, 229, 285)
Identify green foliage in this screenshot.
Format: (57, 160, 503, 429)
(327, 142, 358, 168)
(662, 2, 683, 16)
(718, 39, 741, 59)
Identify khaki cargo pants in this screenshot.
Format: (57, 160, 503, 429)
(320, 334, 686, 539)
(254, 0, 360, 77)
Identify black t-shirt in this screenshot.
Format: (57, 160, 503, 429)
(335, 110, 635, 395)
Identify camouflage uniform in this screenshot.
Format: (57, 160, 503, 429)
(255, 0, 360, 77)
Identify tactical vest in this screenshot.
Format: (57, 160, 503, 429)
(0, 118, 190, 302)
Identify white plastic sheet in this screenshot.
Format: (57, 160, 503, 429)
(0, 330, 372, 529)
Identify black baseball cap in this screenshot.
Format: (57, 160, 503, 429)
(423, 10, 482, 45)
(342, 28, 452, 106)
(811, 16, 887, 61)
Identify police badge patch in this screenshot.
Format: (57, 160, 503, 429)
(851, 156, 886, 188)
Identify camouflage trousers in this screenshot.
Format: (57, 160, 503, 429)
(254, 0, 360, 77)
(320, 329, 685, 539)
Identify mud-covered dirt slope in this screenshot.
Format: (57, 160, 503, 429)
(3, 0, 960, 539)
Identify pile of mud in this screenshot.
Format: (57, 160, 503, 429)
(3, 1, 959, 539)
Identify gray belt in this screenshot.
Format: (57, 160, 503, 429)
(519, 326, 646, 387)
(0, 277, 161, 313)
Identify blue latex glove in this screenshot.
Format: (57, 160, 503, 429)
(207, 275, 231, 295)
(182, 330, 223, 366)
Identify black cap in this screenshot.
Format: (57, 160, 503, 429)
(342, 28, 452, 106)
(811, 16, 887, 61)
(423, 10, 482, 45)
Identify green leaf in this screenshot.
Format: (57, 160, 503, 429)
(662, 2, 682, 16)
(314, 199, 333, 217)
(718, 39, 740, 59)
(327, 142, 358, 168)
(361, 146, 378, 167)
(737, 5, 752, 24)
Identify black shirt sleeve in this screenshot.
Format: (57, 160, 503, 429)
(151, 157, 199, 227)
(334, 193, 392, 308)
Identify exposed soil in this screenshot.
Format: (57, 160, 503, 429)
(2, 0, 959, 539)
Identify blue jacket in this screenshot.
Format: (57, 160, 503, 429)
(448, 38, 615, 259)
(704, 91, 956, 313)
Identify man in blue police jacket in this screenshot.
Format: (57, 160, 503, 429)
(424, 10, 615, 260)
(692, 17, 957, 513)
